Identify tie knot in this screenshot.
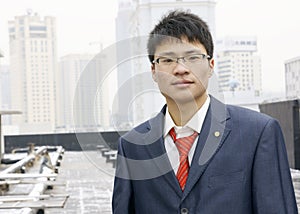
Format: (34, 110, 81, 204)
(169, 127, 198, 156)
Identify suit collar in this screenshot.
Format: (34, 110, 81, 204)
(164, 95, 211, 137)
(145, 96, 229, 132)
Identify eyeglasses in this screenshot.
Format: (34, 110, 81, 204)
(152, 54, 211, 68)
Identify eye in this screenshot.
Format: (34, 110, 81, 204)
(187, 55, 201, 61)
(159, 57, 174, 63)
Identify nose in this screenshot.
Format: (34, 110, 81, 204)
(173, 59, 190, 75)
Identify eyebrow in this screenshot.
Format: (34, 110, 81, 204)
(184, 50, 203, 55)
(157, 49, 203, 56)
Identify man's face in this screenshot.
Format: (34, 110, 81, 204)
(151, 39, 214, 106)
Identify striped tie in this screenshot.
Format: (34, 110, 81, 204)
(169, 127, 198, 191)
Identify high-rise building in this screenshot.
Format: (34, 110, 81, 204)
(8, 11, 58, 134)
(285, 56, 300, 99)
(115, 0, 217, 128)
(57, 52, 112, 133)
(56, 53, 111, 132)
(0, 65, 14, 126)
(0, 50, 3, 111)
(216, 36, 262, 96)
(0, 65, 11, 110)
(56, 54, 94, 132)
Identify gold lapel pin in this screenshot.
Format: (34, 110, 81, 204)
(214, 131, 220, 137)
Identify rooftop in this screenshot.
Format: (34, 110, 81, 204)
(0, 150, 115, 213)
(1, 150, 300, 213)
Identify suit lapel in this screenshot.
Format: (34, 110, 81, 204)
(143, 106, 183, 197)
(182, 97, 231, 201)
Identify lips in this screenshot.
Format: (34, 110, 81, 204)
(172, 79, 194, 85)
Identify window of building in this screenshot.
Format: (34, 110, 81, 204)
(29, 26, 47, 31)
(9, 27, 15, 33)
(30, 33, 47, 38)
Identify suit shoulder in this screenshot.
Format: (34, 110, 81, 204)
(226, 104, 275, 123)
(121, 120, 150, 142)
(121, 108, 165, 141)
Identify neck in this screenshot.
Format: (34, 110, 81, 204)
(167, 94, 208, 126)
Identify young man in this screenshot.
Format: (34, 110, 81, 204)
(112, 10, 298, 213)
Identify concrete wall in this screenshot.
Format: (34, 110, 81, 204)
(259, 99, 300, 169)
(4, 131, 127, 152)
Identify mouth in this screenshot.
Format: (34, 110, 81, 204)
(171, 79, 194, 87)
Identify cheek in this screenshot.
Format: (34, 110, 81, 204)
(194, 70, 210, 85)
(155, 71, 172, 82)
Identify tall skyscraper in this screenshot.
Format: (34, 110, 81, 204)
(115, 0, 217, 128)
(56, 54, 94, 132)
(216, 36, 262, 96)
(56, 53, 112, 132)
(285, 56, 300, 99)
(8, 11, 57, 134)
(0, 50, 3, 111)
(0, 65, 11, 109)
(0, 65, 13, 125)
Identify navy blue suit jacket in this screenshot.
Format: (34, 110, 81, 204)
(112, 96, 298, 213)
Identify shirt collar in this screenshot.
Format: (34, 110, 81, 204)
(164, 95, 211, 137)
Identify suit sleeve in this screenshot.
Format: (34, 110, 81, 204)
(252, 118, 298, 213)
(112, 138, 135, 214)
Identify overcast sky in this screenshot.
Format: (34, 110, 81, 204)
(1, 0, 300, 94)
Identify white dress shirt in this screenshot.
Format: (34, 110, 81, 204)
(164, 95, 210, 174)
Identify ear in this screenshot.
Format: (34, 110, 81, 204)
(151, 64, 157, 82)
(208, 58, 214, 77)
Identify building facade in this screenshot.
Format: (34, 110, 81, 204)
(0, 65, 11, 112)
(8, 11, 57, 134)
(285, 56, 300, 99)
(0, 51, 3, 112)
(115, 0, 217, 128)
(56, 54, 94, 132)
(216, 36, 262, 96)
(56, 53, 111, 132)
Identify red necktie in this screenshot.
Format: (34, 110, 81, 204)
(169, 127, 198, 191)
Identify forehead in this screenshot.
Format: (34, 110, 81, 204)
(154, 38, 207, 56)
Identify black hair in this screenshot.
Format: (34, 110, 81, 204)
(147, 10, 214, 63)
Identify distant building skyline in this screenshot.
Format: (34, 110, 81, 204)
(0, 4, 299, 134)
(0, 52, 3, 114)
(0, 65, 11, 109)
(285, 56, 300, 99)
(216, 36, 262, 96)
(1, 0, 300, 94)
(0, 65, 13, 126)
(56, 53, 112, 132)
(8, 11, 57, 134)
(56, 54, 94, 132)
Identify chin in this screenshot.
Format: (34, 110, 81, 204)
(165, 94, 199, 105)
